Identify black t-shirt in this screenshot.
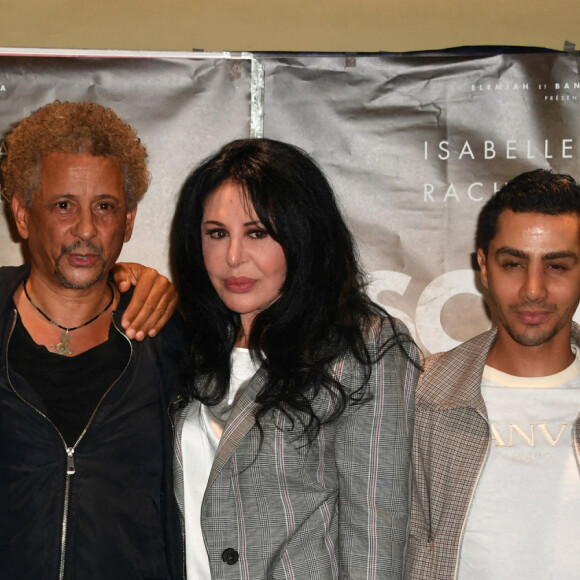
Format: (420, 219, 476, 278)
(9, 314, 130, 446)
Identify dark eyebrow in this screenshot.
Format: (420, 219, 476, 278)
(495, 247, 527, 260)
(51, 193, 119, 201)
(495, 247, 578, 262)
(94, 194, 120, 200)
(202, 219, 262, 227)
(543, 251, 578, 261)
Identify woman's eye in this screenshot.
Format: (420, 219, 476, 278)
(207, 229, 227, 239)
(249, 229, 268, 239)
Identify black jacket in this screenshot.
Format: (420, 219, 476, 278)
(0, 265, 184, 579)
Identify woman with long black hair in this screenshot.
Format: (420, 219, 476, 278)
(171, 138, 420, 579)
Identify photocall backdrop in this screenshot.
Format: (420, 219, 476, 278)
(1, 47, 579, 354)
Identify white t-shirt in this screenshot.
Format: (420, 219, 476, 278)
(181, 348, 259, 579)
(458, 349, 580, 580)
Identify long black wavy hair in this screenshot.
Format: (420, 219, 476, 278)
(171, 138, 416, 440)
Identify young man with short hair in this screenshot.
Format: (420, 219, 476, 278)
(406, 169, 580, 579)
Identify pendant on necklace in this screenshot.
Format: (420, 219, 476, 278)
(52, 330, 73, 356)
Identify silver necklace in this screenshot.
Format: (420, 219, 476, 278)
(23, 280, 115, 356)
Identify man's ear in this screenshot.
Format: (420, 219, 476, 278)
(11, 195, 30, 240)
(477, 248, 489, 290)
(123, 206, 138, 243)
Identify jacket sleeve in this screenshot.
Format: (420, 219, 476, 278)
(334, 318, 420, 579)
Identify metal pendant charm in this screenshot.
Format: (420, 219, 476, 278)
(52, 330, 73, 356)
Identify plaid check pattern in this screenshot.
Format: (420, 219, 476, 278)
(405, 324, 580, 580)
(175, 317, 420, 579)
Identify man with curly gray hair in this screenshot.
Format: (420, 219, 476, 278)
(0, 101, 183, 579)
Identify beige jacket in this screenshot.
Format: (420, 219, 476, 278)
(405, 324, 580, 580)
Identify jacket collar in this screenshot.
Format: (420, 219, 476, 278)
(207, 363, 269, 486)
(419, 322, 580, 415)
(0, 265, 30, 312)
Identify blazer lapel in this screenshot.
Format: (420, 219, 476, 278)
(207, 365, 268, 486)
(420, 329, 497, 417)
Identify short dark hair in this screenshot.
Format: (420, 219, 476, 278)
(1, 101, 149, 209)
(476, 169, 580, 255)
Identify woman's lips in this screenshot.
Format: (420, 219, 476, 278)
(225, 277, 256, 293)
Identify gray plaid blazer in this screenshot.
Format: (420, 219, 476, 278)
(405, 323, 580, 580)
(174, 318, 419, 579)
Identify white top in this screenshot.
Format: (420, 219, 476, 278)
(458, 348, 580, 580)
(181, 348, 259, 579)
